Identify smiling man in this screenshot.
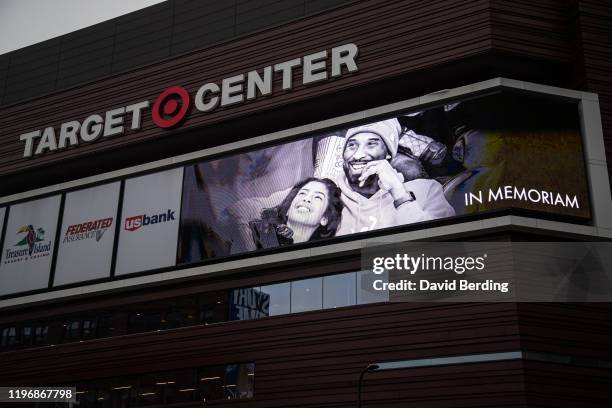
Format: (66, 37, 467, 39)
(336, 119, 455, 235)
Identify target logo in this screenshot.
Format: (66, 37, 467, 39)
(151, 86, 192, 128)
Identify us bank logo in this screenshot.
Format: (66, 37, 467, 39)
(125, 209, 176, 232)
(3, 225, 52, 264)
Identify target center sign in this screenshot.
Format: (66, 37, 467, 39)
(17, 43, 359, 158)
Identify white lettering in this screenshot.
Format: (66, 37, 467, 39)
(34, 127, 58, 155)
(246, 67, 272, 100)
(195, 83, 220, 112)
(125, 101, 149, 130)
(489, 187, 503, 201)
(274, 58, 301, 90)
(80, 114, 104, 142)
(302, 50, 327, 84)
(331, 43, 359, 77)
(221, 74, 244, 106)
(58, 121, 80, 149)
(104, 107, 125, 137)
(528, 189, 541, 202)
(20, 130, 41, 158)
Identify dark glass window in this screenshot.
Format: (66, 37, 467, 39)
(110, 377, 136, 408)
(154, 370, 196, 404)
(137, 372, 163, 406)
(224, 363, 254, 399)
(21, 326, 33, 345)
(63, 320, 81, 341)
(82, 319, 97, 339)
(197, 365, 225, 402)
(128, 309, 162, 334)
(1, 326, 18, 347)
(229, 287, 270, 321)
(1, 270, 377, 352)
(97, 314, 116, 338)
(198, 291, 228, 325)
(91, 379, 112, 408)
(35, 325, 49, 345)
(75, 383, 96, 408)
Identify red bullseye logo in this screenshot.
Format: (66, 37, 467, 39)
(151, 86, 191, 128)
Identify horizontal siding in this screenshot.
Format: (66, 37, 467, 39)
(572, 0, 612, 183)
(0, 302, 526, 408)
(0, 0, 579, 186)
(0, 0, 350, 107)
(2, 302, 611, 406)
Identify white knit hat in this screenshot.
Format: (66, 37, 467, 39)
(344, 118, 402, 158)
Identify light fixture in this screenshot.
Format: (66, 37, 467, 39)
(200, 376, 221, 381)
(358, 364, 379, 408)
(356, 352, 523, 407)
(178, 388, 195, 392)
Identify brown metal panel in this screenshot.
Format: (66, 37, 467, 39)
(0, 0, 577, 182)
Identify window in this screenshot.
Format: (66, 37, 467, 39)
(1, 270, 384, 352)
(357, 269, 389, 304)
(291, 277, 322, 313)
(162, 370, 197, 404)
(82, 319, 97, 339)
(198, 291, 228, 325)
(72, 363, 254, 407)
(230, 287, 270, 320)
(110, 377, 136, 408)
(224, 363, 254, 399)
(324, 272, 357, 308)
(63, 320, 81, 341)
(259, 282, 290, 316)
(137, 373, 162, 406)
(197, 366, 225, 402)
(1, 326, 18, 347)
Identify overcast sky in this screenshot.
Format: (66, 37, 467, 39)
(0, 0, 166, 55)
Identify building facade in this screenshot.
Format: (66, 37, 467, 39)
(1, 1, 612, 407)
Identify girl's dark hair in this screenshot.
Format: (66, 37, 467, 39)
(275, 177, 343, 240)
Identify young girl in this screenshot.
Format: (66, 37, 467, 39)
(249, 177, 343, 249)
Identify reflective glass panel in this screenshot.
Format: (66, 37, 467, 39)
(291, 277, 322, 313)
(323, 272, 357, 309)
(357, 270, 389, 304)
(259, 283, 290, 316)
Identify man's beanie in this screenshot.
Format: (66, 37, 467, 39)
(344, 118, 402, 158)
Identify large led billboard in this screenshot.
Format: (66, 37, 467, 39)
(178, 92, 590, 263)
(0, 195, 61, 295)
(0, 88, 596, 297)
(54, 182, 121, 286)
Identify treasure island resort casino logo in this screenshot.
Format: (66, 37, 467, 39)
(63, 218, 114, 244)
(4, 225, 52, 264)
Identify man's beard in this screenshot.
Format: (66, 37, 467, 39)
(344, 162, 380, 197)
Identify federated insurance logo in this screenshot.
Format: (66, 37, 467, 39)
(124, 209, 176, 232)
(63, 218, 113, 244)
(3, 225, 52, 264)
